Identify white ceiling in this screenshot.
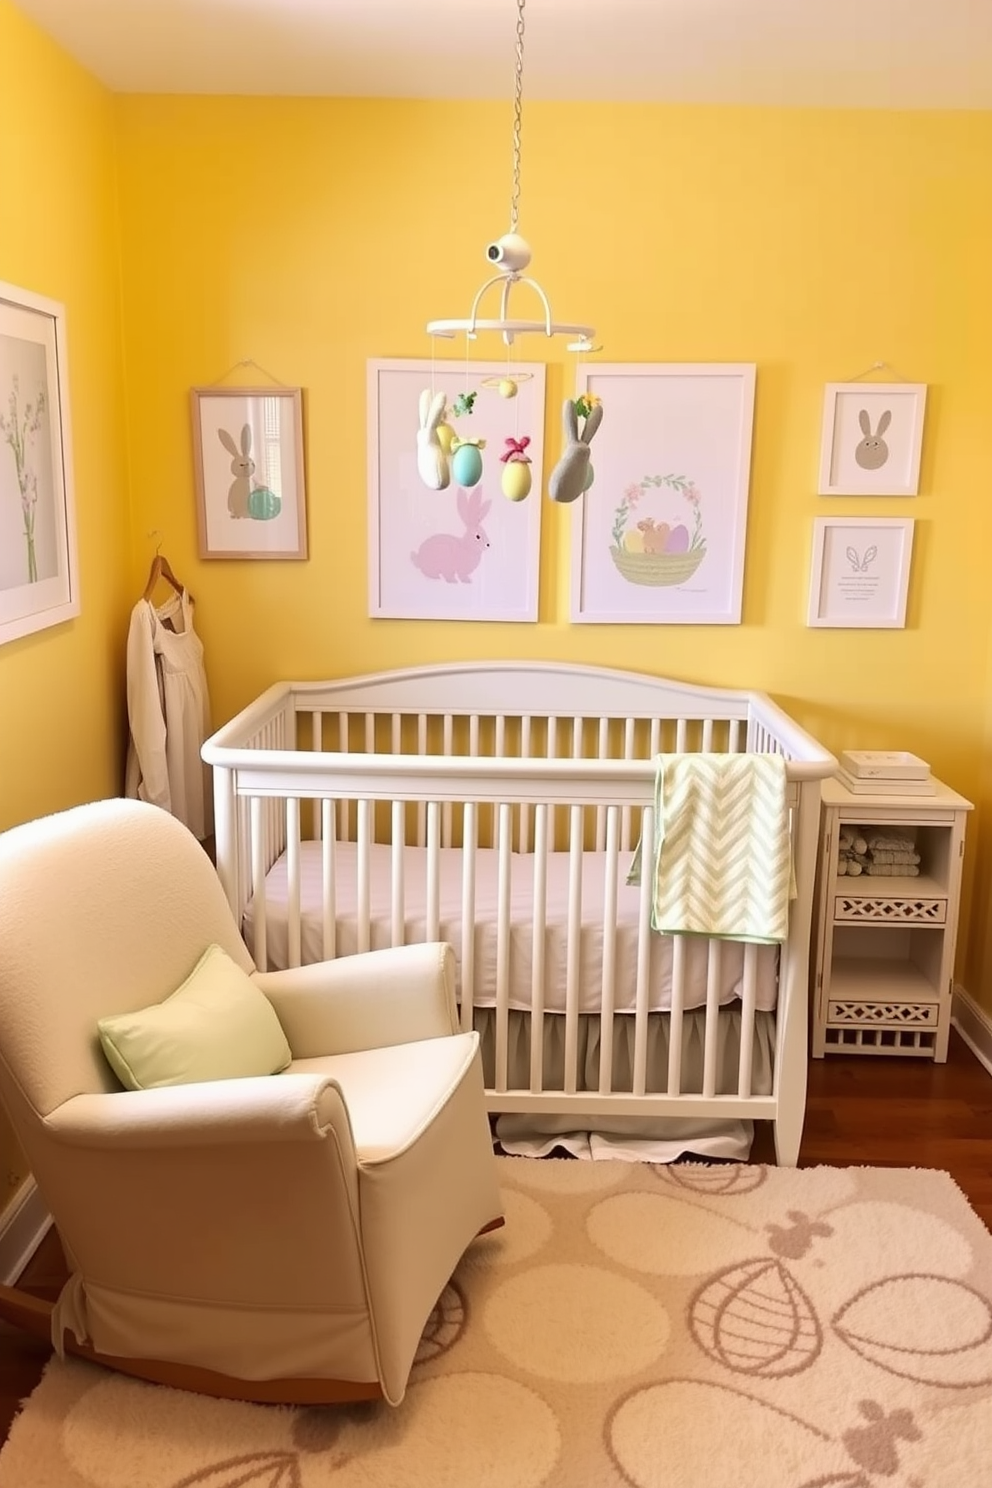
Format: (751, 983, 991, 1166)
(12, 0, 992, 107)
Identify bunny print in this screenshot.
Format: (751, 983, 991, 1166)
(417, 390, 451, 490)
(854, 408, 891, 470)
(548, 397, 603, 504)
(411, 487, 491, 582)
(218, 423, 255, 518)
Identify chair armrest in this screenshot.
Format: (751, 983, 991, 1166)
(44, 1073, 354, 1152)
(252, 942, 459, 1058)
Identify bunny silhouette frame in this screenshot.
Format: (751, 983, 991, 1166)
(191, 387, 308, 560)
(818, 383, 926, 496)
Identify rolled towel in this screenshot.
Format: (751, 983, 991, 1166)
(866, 863, 920, 877)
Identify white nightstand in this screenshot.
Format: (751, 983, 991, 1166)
(812, 774, 973, 1060)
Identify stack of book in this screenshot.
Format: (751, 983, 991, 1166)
(837, 750, 935, 796)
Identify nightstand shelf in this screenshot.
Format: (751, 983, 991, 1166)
(812, 775, 973, 1061)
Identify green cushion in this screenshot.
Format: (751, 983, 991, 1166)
(98, 943, 292, 1091)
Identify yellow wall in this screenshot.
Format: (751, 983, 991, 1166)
(115, 96, 992, 1005)
(0, 0, 130, 1193)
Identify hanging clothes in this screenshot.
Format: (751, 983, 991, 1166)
(124, 588, 213, 841)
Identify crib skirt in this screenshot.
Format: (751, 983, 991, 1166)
(474, 1006, 775, 1162)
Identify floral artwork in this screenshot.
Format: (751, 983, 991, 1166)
(569, 364, 756, 625)
(0, 280, 79, 647)
(610, 474, 705, 587)
(0, 373, 48, 583)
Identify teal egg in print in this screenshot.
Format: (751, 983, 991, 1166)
(451, 442, 484, 487)
(248, 485, 282, 521)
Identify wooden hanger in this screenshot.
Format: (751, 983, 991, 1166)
(143, 550, 190, 605)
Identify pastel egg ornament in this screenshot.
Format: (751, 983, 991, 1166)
(247, 484, 282, 521)
(436, 421, 456, 455)
(665, 523, 690, 554)
(498, 378, 519, 399)
(583, 462, 595, 492)
(501, 459, 532, 502)
(451, 437, 485, 487)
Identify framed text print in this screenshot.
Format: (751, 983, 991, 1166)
(818, 382, 926, 496)
(0, 280, 79, 647)
(569, 363, 756, 625)
(807, 516, 915, 628)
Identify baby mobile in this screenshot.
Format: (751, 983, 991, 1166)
(415, 0, 600, 504)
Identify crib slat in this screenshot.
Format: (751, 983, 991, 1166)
(321, 800, 336, 960)
(621, 717, 636, 851)
(460, 804, 478, 1034)
(598, 806, 620, 1095)
(390, 799, 405, 947)
(702, 941, 723, 1099)
(702, 718, 714, 753)
(356, 798, 371, 953)
(285, 797, 302, 969)
(563, 804, 584, 1096)
(595, 717, 610, 850)
(416, 715, 427, 846)
(730, 717, 743, 753)
(632, 803, 653, 1097)
(250, 797, 268, 972)
(425, 801, 441, 941)
(529, 804, 549, 1092)
(519, 716, 532, 851)
(668, 935, 687, 1094)
(391, 713, 401, 753)
(675, 717, 688, 752)
(442, 717, 454, 846)
(738, 943, 758, 1096)
(495, 803, 513, 1093)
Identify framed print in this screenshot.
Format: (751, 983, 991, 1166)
(807, 516, 914, 628)
(367, 357, 545, 621)
(818, 382, 926, 496)
(191, 386, 307, 559)
(569, 363, 756, 624)
(0, 280, 79, 646)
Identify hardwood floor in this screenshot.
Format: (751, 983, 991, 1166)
(0, 1028, 988, 1443)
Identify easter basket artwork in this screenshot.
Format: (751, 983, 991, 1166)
(609, 474, 706, 586)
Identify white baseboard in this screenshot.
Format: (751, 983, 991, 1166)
(0, 1179, 52, 1286)
(952, 984, 992, 1079)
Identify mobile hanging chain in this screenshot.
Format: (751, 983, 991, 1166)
(509, 0, 525, 235)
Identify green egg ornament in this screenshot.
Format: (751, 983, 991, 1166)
(451, 442, 484, 487)
(501, 460, 532, 502)
(583, 463, 595, 492)
(247, 485, 282, 520)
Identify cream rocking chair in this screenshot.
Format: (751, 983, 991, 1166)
(0, 798, 503, 1407)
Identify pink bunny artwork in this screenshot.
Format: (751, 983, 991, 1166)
(411, 488, 491, 583)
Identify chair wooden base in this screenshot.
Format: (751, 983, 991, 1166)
(0, 1283, 382, 1405)
(0, 1217, 505, 1406)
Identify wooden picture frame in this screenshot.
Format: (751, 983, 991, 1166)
(569, 363, 756, 624)
(367, 357, 545, 622)
(0, 280, 79, 646)
(807, 516, 915, 628)
(818, 382, 926, 496)
(190, 386, 307, 560)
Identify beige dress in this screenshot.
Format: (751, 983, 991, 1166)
(124, 589, 213, 840)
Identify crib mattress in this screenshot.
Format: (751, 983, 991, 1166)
(245, 840, 780, 1015)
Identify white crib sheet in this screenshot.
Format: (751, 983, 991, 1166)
(245, 840, 780, 1015)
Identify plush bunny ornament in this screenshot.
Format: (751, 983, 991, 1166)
(417, 390, 451, 490)
(548, 398, 603, 503)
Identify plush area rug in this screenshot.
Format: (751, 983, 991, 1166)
(2, 1158, 992, 1487)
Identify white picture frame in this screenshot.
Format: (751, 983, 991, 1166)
(807, 516, 914, 628)
(367, 357, 545, 622)
(568, 363, 756, 625)
(190, 386, 308, 560)
(818, 382, 926, 496)
(0, 280, 79, 647)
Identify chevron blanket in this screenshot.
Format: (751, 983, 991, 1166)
(629, 753, 792, 944)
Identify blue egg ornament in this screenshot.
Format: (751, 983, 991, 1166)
(451, 442, 484, 487)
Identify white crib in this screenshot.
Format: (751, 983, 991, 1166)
(201, 662, 836, 1164)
